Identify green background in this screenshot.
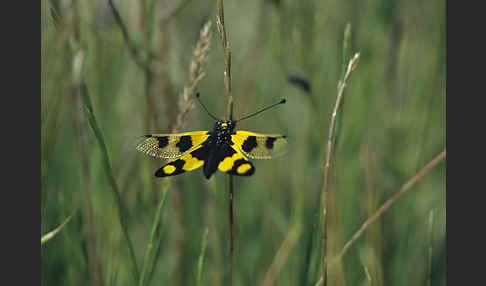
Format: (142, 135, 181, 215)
(41, 0, 446, 285)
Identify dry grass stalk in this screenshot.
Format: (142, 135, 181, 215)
(216, 0, 227, 50)
(315, 149, 446, 286)
(320, 53, 360, 286)
(262, 224, 302, 286)
(332, 149, 446, 264)
(137, 21, 213, 286)
(364, 265, 372, 285)
(196, 227, 210, 286)
(216, 0, 233, 118)
(216, 2, 235, 285)
(174, 21, 212, 132)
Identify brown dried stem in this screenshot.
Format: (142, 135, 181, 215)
(320, 53, 360, 286)
(138, 21, 212, 286)
(216, 1, 235, 285)
(261, 223, 302, 286)
(333, 149, 446, 265)
(315, 149, 446, 286)
(228, 172, 235, 286)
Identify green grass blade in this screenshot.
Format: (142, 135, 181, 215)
(427, 209, 435, 286)
(334, 23, 352, 149)
(79, 79, 140, 282)
(139, 180, 171, 286)
(196, 227, 209, 286)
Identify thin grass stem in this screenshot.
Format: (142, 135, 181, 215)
(332, 149, 445, 264)
(107, 0, 150, 73)
(427, 209, 435, 286)
(196, 227, 210, 286)
(320, 53, 360, 286)
(363, 265, 372, 286)
(73, 65, 101, 286)
(315, 149, 446, 286)
(228, 175, 234, 286)
(216, 1, 235, 285)
(79, 71, 140, 282)
(138, 20, 212, 286)
(262, 223, 302, 286)
(138, 181, 170, 286)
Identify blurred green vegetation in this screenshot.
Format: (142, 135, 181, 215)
(41, 0, 445, 286)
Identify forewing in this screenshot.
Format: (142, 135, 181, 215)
(136, 131, 210, 159)
(231, 131, 288, 159)
(155, 144, 209, 177)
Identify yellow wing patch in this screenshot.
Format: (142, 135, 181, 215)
(136, 131, 210, 159)
(231, 131, 288, 159)
(155, 144, 209, 177)
(217, 145, 254, 176)
(163, 165, 176, 175)
(236, 163, 252, 174)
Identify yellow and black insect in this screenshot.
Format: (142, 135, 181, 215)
(136, 93, 287, 179)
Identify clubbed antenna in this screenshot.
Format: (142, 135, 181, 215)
(237, 99, 286, 122)
(196, 93, 220, 121)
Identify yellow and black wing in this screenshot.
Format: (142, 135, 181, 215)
(154, 144, 209, 177)
(217, 144, 255, 176)
(231, 131, 288, 159)
(136, 131, 210, 159)
(156, 143, 255, 178)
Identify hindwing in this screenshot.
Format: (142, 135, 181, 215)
(136, 131, 210, 159)
(154, 144, 210, 177)
(217, 144, 255, 176)
(231, 131, 288, 159)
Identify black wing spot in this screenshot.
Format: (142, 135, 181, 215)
(228, 159, 255, 176)
(191, 145, 209, 160)
(242, 136, 258, 153)
(176, 135, 193, 153)
(157, 136, 169, 148)
(265, 137, 277, 149)
(155, 159, 185, 177)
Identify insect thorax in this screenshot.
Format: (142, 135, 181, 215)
(210, 120, 236, 146)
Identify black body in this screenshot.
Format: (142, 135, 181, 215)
(202, 120, 237, 179)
